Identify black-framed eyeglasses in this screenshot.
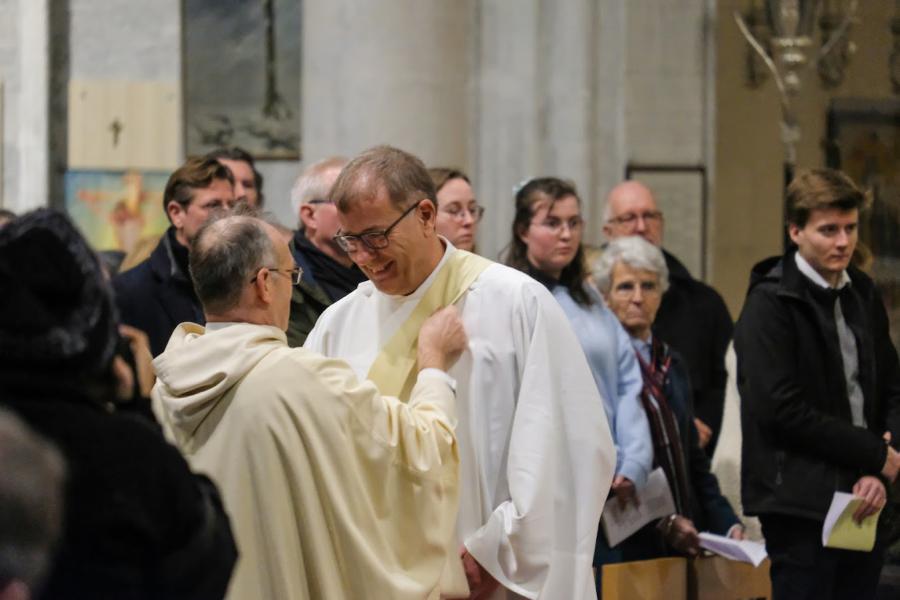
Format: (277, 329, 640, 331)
(333, 200, 422, 253)
(307, 198, 332, 205)
(249, 266, 303, 285)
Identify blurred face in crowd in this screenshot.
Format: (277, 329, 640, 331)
(218, 159, 259, 207)
(300, 166, 345, 256)
(436, 177, 481, 251)
(605, 261, 663, 341)
(336, 188, 439, 296)
(518, 194, 582, 279)
(168, 179, 236, 246)
(603, 182, 664, 247)
(789, 207, 858, 286)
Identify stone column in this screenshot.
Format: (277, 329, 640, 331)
(15, 0, 50, 212)
(472, 0, 610, 258)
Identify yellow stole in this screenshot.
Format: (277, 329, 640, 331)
(366, 250, 492, 401)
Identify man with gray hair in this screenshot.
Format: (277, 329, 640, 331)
(151, 213, 470, 599)
(286, 156, 366, 345)
(594, 236, 741, 566)
(603, 181, 733, 456)
(0, 408, 64, 600)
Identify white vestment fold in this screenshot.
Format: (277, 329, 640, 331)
(306, 243, 616, 599)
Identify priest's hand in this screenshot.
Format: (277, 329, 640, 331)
(460, 548, 500, 600)
(611, 475, 639, 510)
(419, 306, 468, 372)
(659, 514, 700, 556)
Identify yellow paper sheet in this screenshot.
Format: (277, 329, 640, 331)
(822, 492, 881, 552)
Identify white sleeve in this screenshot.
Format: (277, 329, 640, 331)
(464, 285, 616, 599)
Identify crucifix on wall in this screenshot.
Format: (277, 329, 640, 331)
(109, 118, 123, 147)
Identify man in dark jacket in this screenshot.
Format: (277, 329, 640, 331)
(286, 156, 366, 346)
(604, 180, 733, 455)
(735, 168, 900, 600)
(113, 157, 235, 356)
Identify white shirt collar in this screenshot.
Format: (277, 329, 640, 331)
(794, 252, 851, 290)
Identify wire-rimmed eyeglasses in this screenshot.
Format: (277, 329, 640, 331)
(249, 266, 303, 285)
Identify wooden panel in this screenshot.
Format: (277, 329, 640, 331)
(603, 557, 688, 600)
(68, 80, 180, 171)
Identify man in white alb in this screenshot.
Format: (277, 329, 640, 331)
(305, 145, 615, 599)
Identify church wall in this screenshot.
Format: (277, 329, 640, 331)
(0, 0, 20, 209)
(2, 0, 716, 269)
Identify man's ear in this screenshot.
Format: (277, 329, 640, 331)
(298, 204, 317, 231)
(787, 223, 801, 245)
(167, 201, 184, 228)
(417, 198, 437, 228)
(253, 268, 275, 304)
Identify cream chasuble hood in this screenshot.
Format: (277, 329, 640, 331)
(152, 322, 467, 599)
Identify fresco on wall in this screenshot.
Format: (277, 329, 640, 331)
(827, 99, 900, 350)
(184, 0, 301, 159)
(65, 170, 170, 252)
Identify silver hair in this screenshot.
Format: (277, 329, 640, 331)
(189, 215, 278, 314)
(289, 156, 348, 225)
(593, 235, 669, 295)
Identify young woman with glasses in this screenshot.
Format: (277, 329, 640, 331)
(503, 177, 654, 593)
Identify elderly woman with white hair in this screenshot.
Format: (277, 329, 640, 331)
(594, 235, 743, 562)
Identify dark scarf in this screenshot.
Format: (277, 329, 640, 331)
(525, 263, 559, 292)
(294, 231, 367, 301)
(636, 337, 692, 518)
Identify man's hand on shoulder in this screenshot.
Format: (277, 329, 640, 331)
(852, 475, 886, 524)
(418, 306, 468, 372)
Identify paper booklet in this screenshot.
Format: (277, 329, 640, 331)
(821, 491, 882, 551)
(601, 467, 676, 547)
(698, 532, 768, 567)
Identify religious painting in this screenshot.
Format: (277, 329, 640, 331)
(183, 0, 301, 159)
(827, 98, 900, 350)
(625, 165, 708, 280)
(64, 170, 170, 252)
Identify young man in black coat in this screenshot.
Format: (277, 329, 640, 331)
(735, 168, 900, 600)
(113, 157, 235, 356)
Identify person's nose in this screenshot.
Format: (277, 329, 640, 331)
(351, 243, 376, 265)
(460, 211, 475, 227)
(836, 229, 850, 248)
(234, 182, 248, 203)
(634, 216, 648, 233)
